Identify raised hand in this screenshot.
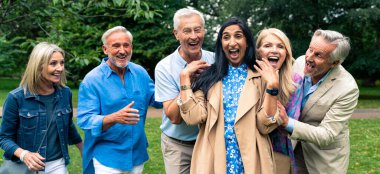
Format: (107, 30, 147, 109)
(181, 60, 211, 78)
(103, 101, 140, 131)
(113, 101, 140, 125)
(254, 58, 279, 88)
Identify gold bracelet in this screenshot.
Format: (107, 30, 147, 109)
(180, 85, 191, 90)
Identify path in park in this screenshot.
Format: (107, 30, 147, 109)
(146, 108, 380, 119)
(0, 107, 379, 119)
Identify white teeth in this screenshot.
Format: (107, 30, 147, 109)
(229, 49, 239, 53)
(268, 56, 279, 60)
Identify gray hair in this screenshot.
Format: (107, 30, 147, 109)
(173, 7, 205, 30)
(313, 29, 350, 64)
(101, 26, 133, 45)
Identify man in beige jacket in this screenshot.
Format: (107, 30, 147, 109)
(279, 29, 359, 173)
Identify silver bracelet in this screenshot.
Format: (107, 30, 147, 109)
(20, 150, 30, 162)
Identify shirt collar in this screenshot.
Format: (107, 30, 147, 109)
(227, 63, 247, 75)
(305, 69, 332, 87)
(24, 85, 62, 101)
(100, 58, 131, 78)
(175, 46, 207, 68)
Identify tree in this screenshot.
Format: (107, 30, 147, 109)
(0, 0, 186, 84)
(195, 0, 380, 85)
(1, 0, 378, 86)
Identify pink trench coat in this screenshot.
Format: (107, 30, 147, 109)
(180, 70, 279, 174)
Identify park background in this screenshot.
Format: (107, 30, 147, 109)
(0, 0, 379, 173)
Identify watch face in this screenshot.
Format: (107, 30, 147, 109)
(266, 88, 279, 96)
(176, 98, 183, 106)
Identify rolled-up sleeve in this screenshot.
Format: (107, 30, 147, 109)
(256, 99, 281, 134)
(179, 91, 208, 125)
(76, 82, 105, 137)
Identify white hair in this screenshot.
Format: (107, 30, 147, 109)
(313, 29, 350, 64)
(101, 26, 133, 45)
(173, 7, 205, 30)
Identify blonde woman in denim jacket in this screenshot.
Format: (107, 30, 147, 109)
(0, 42, 83, 173)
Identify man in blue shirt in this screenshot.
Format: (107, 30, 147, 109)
(77, 26, 162, 174)
(278, 29, 359, 174)
(154, 8, 214, 174)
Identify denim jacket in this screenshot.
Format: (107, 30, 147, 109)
(0, 86, 82, 165)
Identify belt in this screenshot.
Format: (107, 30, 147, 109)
(167, 136, 196, 145)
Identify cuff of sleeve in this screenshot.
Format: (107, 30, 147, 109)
(285, 118, 295, 133)
(263, 107, 281, 126)
(91, 115, 106, 137)
(5, 145, 19, 161)
(179, 96, 196, 113)
(69, 135, 83, 145)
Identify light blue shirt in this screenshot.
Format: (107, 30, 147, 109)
(77, 58, 162, 173)
(154, 47, 214, 141)
(286, 70, 331, 133)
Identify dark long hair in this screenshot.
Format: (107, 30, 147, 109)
(193, 17, 256, 98)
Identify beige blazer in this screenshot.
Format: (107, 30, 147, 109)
(291, 56, 359, 174)
(180, 69, 279, 174)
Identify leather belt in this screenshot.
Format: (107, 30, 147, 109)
(167, 136, 196, 145)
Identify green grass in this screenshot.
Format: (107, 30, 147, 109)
(0, 78, 380, 109)
(348, 119, 380, 174)
(356, 86, 380, 109)
(0, 118, 379, 173)
(0, 117, 165, 173)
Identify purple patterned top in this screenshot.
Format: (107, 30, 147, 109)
(269, 72, 303, 174)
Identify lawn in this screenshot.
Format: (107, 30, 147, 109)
(0, 118, 379, 173)
(0, 117, 165, 173)
(1, 78, 380, 109)
(0, 78, 379, 173)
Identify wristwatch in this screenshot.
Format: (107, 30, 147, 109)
(266, 88, 279, 96)
(176, 97, 184, 106)
(180, 85, 191, 90)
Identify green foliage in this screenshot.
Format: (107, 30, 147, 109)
(0, 0, 379, 85)
(0, 36, 27, 77)
(193, 0, 380, 86)
(0, 0, 182, 84)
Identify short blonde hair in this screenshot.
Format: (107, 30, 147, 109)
(20, 42, 66, 95)
(256, 28, 295, 105)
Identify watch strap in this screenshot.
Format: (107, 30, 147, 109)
(266, 88, 279, 96)
(180, 85, 191, 90)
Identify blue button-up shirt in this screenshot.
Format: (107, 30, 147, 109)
(77, 58, 161, 173)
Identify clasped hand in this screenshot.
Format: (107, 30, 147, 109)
(23, 152, 45, 171)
